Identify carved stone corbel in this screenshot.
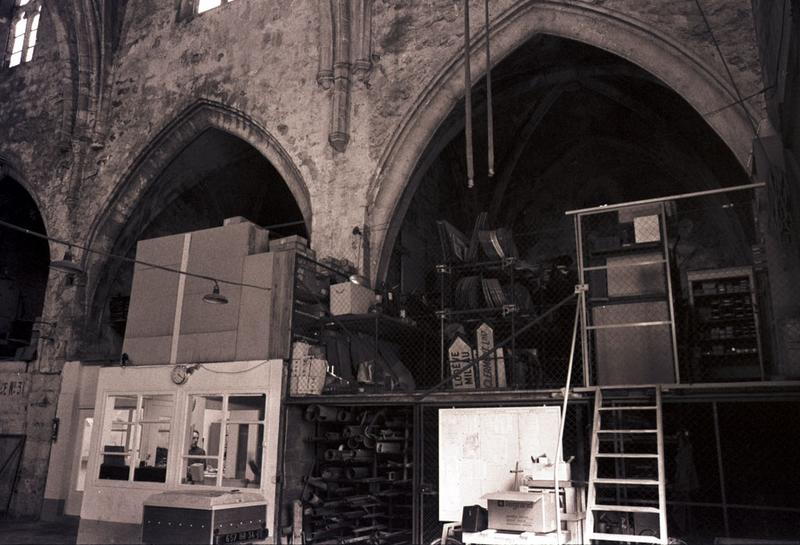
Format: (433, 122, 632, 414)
(318, 0, 373, 153)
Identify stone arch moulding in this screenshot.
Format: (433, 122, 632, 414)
(81, 99, 313, 337)
(365, 0, 759, 284)
(0, 153, 54, 254)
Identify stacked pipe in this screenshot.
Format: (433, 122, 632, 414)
(300, 406, 413, 545)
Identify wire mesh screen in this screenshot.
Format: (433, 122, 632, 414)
(657, 399, 800, 542)
(573, 186, 787, 386)
(289, 252, 582, 397)
(438, 259, 581, 393)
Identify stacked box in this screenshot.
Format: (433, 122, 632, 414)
(329, 282, 374, 315)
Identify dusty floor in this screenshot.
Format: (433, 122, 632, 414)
(0, 517, 79, 544)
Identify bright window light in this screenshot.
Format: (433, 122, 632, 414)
(197, 0, 221, 13)
(7, 2, 41, 68)
(197, 0, 236, 14)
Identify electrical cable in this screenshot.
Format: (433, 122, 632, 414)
(693, 0, 779, 183)
(702, 84, 776, 118)
(417, 289, 578, 400)
(0, 218, 271, 291)
(693, 0, 760, 134)
(197, 361, 268, 374)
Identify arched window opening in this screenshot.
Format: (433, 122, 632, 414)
(6, 0, 41, 68)
(0, 177, 49, 360)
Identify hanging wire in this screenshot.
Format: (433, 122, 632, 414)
(0, 218, 271, 291)
(693, 0, 777, 179)
(463, 0, 475, 189)
(484, 0, 495, 178)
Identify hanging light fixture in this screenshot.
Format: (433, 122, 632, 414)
(348, 273, 369, 287)
(202, 281, 228, 304)
(50, 246, 84, 275)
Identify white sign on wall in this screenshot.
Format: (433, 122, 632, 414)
(438, 406, 562, 521)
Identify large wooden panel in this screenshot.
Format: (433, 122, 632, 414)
(267, 251, 295, 359)
(235, 253, 274, 361)
(592, 302, 675, 385)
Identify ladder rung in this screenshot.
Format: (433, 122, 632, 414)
(594, 478, 660, 485)
(588, 532, 662, 544)
(595, 453, 659, 459)
(598, 429, 658, 433)
(590, 504, 661, 514)
(598, 385, 659, 391)
(599, 405, 657, 411)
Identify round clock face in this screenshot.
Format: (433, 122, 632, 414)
(171, 364, 189, 385)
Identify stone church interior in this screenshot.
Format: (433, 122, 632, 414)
(1, 1, 799, 544)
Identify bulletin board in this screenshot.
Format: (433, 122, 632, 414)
(438, 406, 562, 521)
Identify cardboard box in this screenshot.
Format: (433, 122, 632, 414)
(270, 235, 308, 252)
(329, 282, 374, 315)
(484, 491, 557, 533)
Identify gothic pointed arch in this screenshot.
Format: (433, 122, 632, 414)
(365, 1, 758, 283)
(80, 99, 312, 353)
(0, 157, 50, 359)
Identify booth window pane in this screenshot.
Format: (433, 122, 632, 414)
(76, 416, 93, 491)
(222, 423, 264, 488)
(133, 394, 173, 483)
(183, 393, 265, 488)
(227, 394, 266, 422)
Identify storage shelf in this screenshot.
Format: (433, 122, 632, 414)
(687, 266, 764, 382)
(696, 336, 756, 342)
(698, 317, 756, 324)
(697, 352, 759, 358)
(589, 294, 667, 306)
(322, 313, 425, 343)
(589, 241, 663, 257)
(691, 290, 751, 298)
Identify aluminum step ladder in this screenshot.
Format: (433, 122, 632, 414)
(585, 385, 668, 544)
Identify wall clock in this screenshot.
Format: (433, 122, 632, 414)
(171, 364, 189, 385)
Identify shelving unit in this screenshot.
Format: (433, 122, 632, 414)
(436, 256, 578, 390)
(298, 405, 413, 545)
(687, 266, 764, 381)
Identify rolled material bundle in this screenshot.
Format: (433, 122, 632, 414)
(337, 409, 354, 422)
(375, 441, 402, 454)
(324, 448, 372, 462)
(321, 467, 344, 480)
(304, 404, 339, 422)
(342, 425, 363, 438)
(346, 436, 364, 450)
(345, 467, 371, 480)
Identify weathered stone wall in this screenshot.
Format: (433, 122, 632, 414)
(0, 0, 772, 519)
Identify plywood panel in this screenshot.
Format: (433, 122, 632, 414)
(438, 406, 561, 521)
(235, 253, 274, 361)
(267, 251, 295, 359)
